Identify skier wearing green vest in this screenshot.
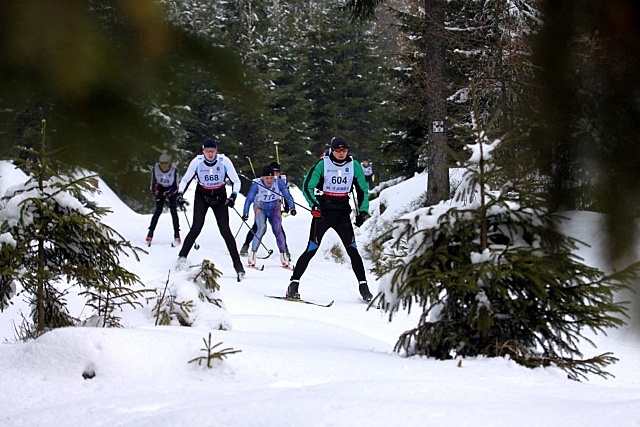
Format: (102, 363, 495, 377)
(286, 136, 373, 302)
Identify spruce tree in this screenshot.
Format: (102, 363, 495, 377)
(0, 121, 148, 333)
(374, 89, 638, 380)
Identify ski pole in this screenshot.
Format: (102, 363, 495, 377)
(180, 205, 200, 250)
(233, 220, 245, 240)
(231, 206, 274, 258)
(246, 156, 256, 177)
(238, 173, 311, 212)
(274, 141, 280, 164)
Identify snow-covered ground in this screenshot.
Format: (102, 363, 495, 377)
(1, 161, 639, 426)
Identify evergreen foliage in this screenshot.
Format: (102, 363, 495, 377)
(0, 121, 147, 333)
(374, 89, 638, 380)
(188, 332, 241, 369)
(151, 259, 224, 327)
(383, 0, 540, 179)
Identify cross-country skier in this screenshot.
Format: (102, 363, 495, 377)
(242, 165, 296, 268)
(146, 153, 180, 246)
(286, 136, 373, 302)
(175, 137, 245, 279)
(239, 161, 292, 260)
(361, 159, 375, 190)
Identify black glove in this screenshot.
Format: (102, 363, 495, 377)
(354, 211, 368, 227)
(283, 204, 290, 214)
(241, 213, 249, 221)
(225, 193, 237, 208)
(311, 206, 322, 219)
(290, 209, 297, 216)
(176, 194, 186, 208)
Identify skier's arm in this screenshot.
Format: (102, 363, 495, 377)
(352, 161, 370, 214)
(150, 166, 157, 192)
(178, 157, 199, 193)
(302, 160, 323, 208)
(223, 156, 242, 196)
(278, 179, 294, 210)
(168, 167, 180, 196)
(243, 184, 259, 216)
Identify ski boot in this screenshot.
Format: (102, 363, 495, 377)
(359, 281, 373, 303)
(239, 243, 249, 257)
(247, 251, 257, 267)
(172, 232, 181, 247)
(233, 259, 246, 282)
(280, 253, 291, 269)
(286, 280, 300, 299)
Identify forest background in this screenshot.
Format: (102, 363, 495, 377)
(0, 0, 542, 205)
(1, 0, 639, 259)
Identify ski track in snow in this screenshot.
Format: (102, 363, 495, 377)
(1, 162, 639, 426)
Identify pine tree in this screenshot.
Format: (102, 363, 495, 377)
(0, 121, 148, 334)
(374, 87, 638, 380)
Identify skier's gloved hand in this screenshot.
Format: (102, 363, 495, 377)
(311, 206, 322, 219)
(176, 193, 186, 208)
(225, 193, 237, 208)
(354, 211, 369, 227)
(290, 209, 297, 216)
(241, 213, 249, 221)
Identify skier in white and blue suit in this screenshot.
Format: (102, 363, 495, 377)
(242, 165, 296, 268)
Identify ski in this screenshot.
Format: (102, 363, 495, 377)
(281, 264, 294, 271)
(248, 264, 265, 271)
(265, 295, 334, 307)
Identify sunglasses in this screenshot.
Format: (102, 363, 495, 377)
(204, 148, 217, 153)
(333, 148, 348, 153)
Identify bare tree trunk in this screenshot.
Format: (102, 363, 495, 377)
(424, 0, 449, 205)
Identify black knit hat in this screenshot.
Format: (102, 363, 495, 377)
(260, 166, 275, 177)
(330, 136, 349, 149)
(269, 161, 281, 171)
(202, 137, 218, 149)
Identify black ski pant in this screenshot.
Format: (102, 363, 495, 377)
(148, 193, 180, 237)
(179, 191, 243, 272)
(290, 209, 366, 283)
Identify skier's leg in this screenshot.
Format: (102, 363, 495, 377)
(280, 224, 290, 259)
(147, 195, 164, 237)
(243, 223, 256, 247)
(168, 194, 180, 238)
(333, 212, 367, 282)
(252, 209, 267, 252)
(269, 209, 287, 253)
(212, 203, 243, 271)
(178, 192, 207, 257)
(290, 217, 329, 281)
